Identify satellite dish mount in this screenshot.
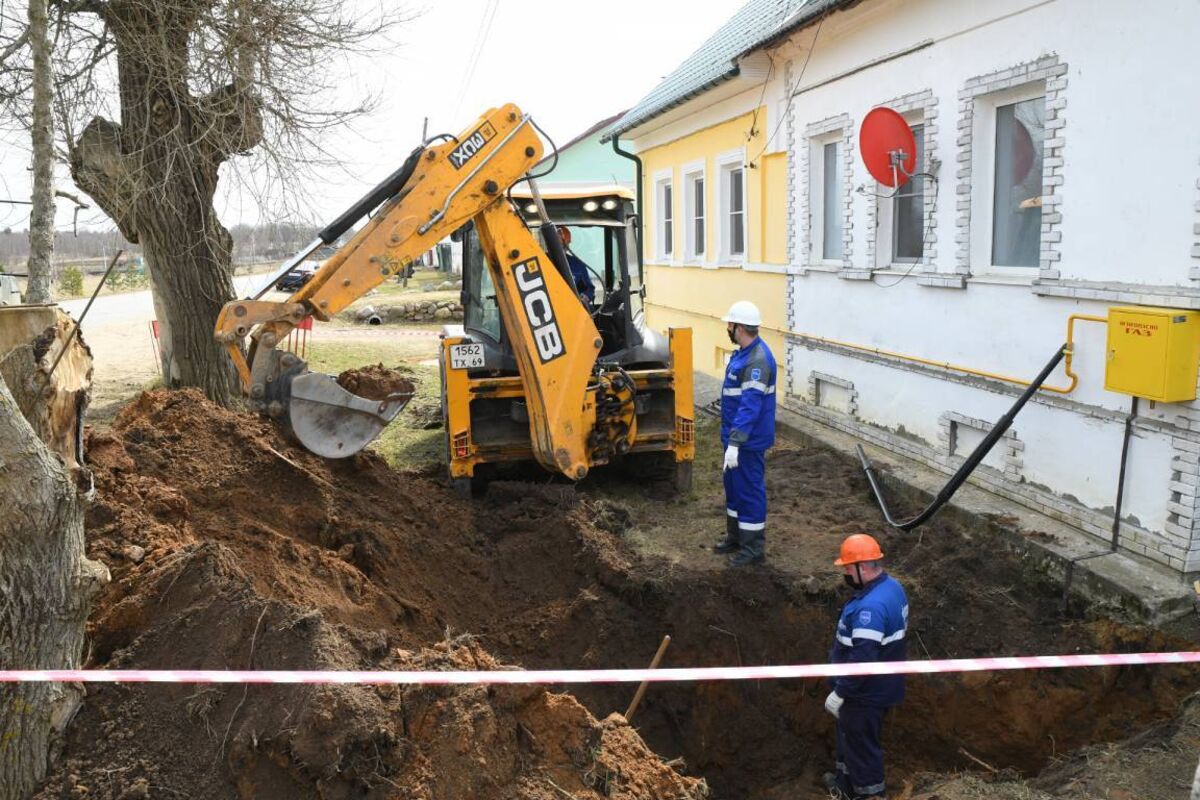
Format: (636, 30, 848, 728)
(858, 107, 919, 199)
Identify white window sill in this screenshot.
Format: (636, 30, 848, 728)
(968, 269, 1038, 286)
(743, 262, 788, 274)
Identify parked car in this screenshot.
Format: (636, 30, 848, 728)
(274, 261, 319, 292)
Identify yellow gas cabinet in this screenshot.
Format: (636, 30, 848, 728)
(1104, 306, 1200, 402)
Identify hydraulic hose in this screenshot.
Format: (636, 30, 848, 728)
(857, 343, 1068, 531)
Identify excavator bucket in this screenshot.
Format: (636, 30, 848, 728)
(284, 371, 413, 459)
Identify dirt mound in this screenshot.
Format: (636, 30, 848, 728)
(44, 390, 703, 799)
(39, 392, 1200, 799)
(336, 363, 415, 401)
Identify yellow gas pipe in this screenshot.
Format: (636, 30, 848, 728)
(794, 313, 1107, 395)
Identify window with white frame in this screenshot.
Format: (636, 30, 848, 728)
(969, 83, 1047, 272)
(684, 168, 706, 259)
(655, 174, 673, 260)
(874, 121, 925, 266)
(893, 124, 925, 262)
(810, 137, 843, 262)
(719, 155, 747, 260)
(991, 95, 1045, 267)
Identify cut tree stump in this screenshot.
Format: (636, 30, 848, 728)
(0, 305, 108, 800)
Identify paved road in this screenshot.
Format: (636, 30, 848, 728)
(60, 274, 263, 329)
(57, 274, 268, 409)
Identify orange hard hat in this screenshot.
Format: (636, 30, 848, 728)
(834, 533, 884, 566)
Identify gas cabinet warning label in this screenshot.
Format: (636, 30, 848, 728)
(1119, 320, 1160, 338)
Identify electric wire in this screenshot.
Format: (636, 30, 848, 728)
(743, 1, 794, 148)
(449, 0, 499, 125)
(871, 167, 941, 288)
(749, 10, 826, 166)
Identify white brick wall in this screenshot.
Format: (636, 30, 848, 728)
(955, 55, 1068, 281)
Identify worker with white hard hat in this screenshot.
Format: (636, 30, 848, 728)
(714, 299, 777, 566)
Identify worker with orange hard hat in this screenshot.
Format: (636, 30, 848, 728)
(822, 534, 909, 800)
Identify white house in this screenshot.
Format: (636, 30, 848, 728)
(764, 0, 1200, 573)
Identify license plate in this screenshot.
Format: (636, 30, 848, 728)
(449, 343, 484, 370)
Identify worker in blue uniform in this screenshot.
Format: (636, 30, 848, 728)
(556, 226, 596, 305)
(714, 300, 776, 567)
(823, 534, 909, 800)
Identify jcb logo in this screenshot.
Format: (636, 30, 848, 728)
(513, 258, 565, 364)
(448, 122, 497, 170)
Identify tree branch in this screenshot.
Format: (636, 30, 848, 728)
(0, 29, 30, 67)
(195, 83, 263, 161)
(69, 116, 137, 241)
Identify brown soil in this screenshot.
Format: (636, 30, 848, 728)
(907, 692, 1200, 799)
(34, 392, 1200, 799)
(336, 363, 415, 402)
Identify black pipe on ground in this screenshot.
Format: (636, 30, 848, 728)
(857, 343, 1068, 532)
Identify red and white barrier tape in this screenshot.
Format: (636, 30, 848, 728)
(2, 651, 1198, 685)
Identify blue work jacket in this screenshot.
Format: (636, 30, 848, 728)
(565, 253, 595, 303)
(829, 572, 909, 707)
(720, 337, 777, 451)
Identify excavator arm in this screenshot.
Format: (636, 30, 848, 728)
(214, 104, 602, 475)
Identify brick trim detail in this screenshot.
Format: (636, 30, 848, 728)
(864, 90, 940, 276)
(784, 59, 798, 268)
(1191, 157, 1200, 282)
(809, 371, 858, 417)
(939, 411, 1023, 480)
(955, 55, 1068, 280)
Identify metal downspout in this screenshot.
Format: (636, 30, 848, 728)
(611, 134, 643, 272)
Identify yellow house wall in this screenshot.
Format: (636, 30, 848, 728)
(638, 108, 789, 380)
(645, 268, 787, 379)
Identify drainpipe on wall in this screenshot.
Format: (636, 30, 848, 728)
(611, 133, 643, 272)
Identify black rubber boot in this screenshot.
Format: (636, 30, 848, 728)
(821, 773, 852, 799)
(713, 515, 740, 554)
(728, 528, 765, 567)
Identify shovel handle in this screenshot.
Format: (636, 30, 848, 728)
(624, 635, 671, 722)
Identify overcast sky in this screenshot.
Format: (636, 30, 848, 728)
(0, 0, 740, 234)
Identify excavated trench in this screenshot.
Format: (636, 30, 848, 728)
(41, 389, 1200, 799)
(480, 495, 1197, 796)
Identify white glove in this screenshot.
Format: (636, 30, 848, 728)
(723, 444, 740, 471)
(824, 690, 844, 719)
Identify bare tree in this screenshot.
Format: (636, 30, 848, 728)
(42, 0, 403, 404)
(24, 0, 55, 303)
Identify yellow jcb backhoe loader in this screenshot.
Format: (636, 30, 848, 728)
(214, 104, 694, 491)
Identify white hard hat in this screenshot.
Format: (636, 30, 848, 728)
(722, 300, 762, 327)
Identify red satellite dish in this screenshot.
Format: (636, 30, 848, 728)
(860, 107, 917, 188)
(1010, 118, 1036, 186)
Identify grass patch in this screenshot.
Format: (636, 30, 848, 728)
(304, 336, 446, 471)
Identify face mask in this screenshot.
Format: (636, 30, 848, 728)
(842, 574, 863, 590)
(726, 325, 737, 344)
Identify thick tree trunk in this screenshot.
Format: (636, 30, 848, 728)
(67, 5, 261, 407)
(138, 192, 238, 401)
(23, 0, 54, 305)
(0, 313, 107, 799)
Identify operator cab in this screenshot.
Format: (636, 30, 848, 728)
(455, 183, 668, 373)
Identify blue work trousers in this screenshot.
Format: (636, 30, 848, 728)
(834, 702, 887, 798)
(723, 448, 766, 535)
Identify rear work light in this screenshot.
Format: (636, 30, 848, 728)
(675, 416, 694, 445)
